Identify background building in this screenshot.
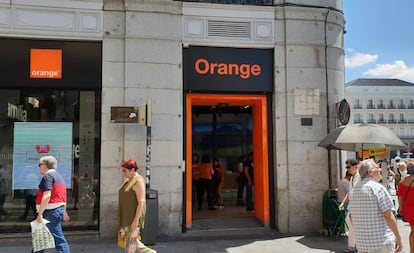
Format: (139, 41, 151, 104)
(345, 78, 414, 158)
(0, 0, 345, 239)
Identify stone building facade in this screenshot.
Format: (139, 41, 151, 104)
(0, 0, 345, 238)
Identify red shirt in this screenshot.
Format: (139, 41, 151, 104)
(36, 169, 67, 210)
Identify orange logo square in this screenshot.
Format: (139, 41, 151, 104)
(30, 49, 62, 79)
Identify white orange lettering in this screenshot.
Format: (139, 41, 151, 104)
(31, 70, 59, 78)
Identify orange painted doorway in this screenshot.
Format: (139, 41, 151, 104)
(185, 93, 270, 227)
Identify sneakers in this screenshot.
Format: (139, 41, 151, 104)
(344, 246, 357, 253)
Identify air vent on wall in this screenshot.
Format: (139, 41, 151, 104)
(207, 20, 251, 38)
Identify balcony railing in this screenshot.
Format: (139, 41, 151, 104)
(174, 0, 274, 5)
(367, 119, 377, 124)
(377, 105, 385, 109)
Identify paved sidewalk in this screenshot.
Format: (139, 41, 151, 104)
(0, 219, 411, 253)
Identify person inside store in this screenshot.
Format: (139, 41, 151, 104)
(35, 155, 71, 253)
(0, 164, 10, 222)
(118, 159, 156, 253)
(192, 154, 200, 202)
(236, 155, 246, 206)
(348, 159, 402, 253)
(196, 155, 215, 211)
(397, 161, 414, 253)
(212, 158, 225, 208)
(244, 152, 254, 213)
(20, 189, 37, 221)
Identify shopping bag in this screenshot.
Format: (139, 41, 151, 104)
(118, 228, 141, 249)
(117, 230, 126, 248)
(126, 237, 156, 253)
(31, 219, 55, 252)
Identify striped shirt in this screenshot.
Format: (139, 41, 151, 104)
(348, 178, 395, 252)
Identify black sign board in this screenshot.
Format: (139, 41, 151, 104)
(111, 106, 140, 124)
(183, 46, 273, 92)
(110, 106, 147, 125)
(0, 38, 101, 89)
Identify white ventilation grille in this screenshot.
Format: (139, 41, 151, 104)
(207, 20, 251, 38)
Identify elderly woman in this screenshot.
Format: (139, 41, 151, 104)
(118, 159, 156, 253)
(397, 161, 414, 253)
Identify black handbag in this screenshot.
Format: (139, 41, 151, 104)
(399, 179, 414, 222)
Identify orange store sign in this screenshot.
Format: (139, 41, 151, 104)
(194, 58, 261, 79)
(30, 49, 62, 79)
(183, 46, 273, 92)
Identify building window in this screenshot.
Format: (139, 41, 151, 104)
(367, 99, 374, 109)
(367, 113, 376, 124)
(354, 113, 362, 123)
(399, 113, 406, 124)
(398, 99, 406, 109)
(409, 99, 414, 109)
(378, 113, 385, 124)
(388, 99, 395, 109)
(378, 99, 385, 109)
(0, 89, 101, 233)
(400, 127, 406, 138)
(388, 113, 396, 124)
(354, 99, 361, 109)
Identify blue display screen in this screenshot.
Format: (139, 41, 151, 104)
(12, 122, 73, 190)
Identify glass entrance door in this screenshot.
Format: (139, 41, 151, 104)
(192, 105, 252, 219)
(185, 93, 270, 228)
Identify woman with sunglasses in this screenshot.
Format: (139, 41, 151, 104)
(339, 159, 360, 253)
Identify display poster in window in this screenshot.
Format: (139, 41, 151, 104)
(12, 122, 73, 190)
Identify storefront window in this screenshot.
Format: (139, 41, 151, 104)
(0, 89, 101, 233)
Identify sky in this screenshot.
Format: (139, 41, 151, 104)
(343, 1, 414, 83)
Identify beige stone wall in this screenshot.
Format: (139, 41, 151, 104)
(0, 0, 345, 237)
(273, 5, 344, 232)
(99, 0, 346, 237)
(101, 0, 184, 237)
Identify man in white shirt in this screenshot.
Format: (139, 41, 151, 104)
(348, 159, 402, 253)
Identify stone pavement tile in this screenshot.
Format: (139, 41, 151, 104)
(0, 219, 410, 253)
(151, 234, 346, 253)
